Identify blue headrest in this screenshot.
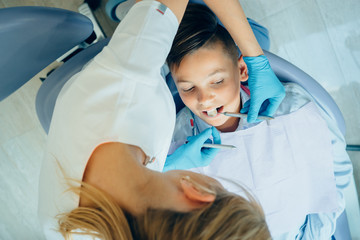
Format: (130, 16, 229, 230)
(263, 50, 346, 135)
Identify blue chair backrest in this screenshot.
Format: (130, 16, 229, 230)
(263, 50, 346, 136)
(0, 6, 93, 101)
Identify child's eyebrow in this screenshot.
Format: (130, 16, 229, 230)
(176, 79, 191, 83)
(207, 68, 226, 78)
(176, 68, 226, 83)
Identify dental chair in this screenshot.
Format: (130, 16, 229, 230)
(0, 6, 351, 240)
(0, 6, 93, 101)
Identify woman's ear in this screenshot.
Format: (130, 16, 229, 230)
(180, 177, 216, 204)
(238, 55, 249, 82)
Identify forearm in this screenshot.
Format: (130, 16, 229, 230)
(203, 0, 263, 57)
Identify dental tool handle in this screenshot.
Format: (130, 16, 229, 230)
(222, 112, 274, 120)
(202, 143, 236, 149)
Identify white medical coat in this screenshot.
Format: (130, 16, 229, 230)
(37, 2, 178, 239)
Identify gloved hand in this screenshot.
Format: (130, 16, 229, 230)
(163, 127, 221, 172)
(241, 55, 285, 123)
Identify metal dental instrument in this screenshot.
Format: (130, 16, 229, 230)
(221, 112, 274, 121)
(189, 110, 236, 150)
(202, 143, 236, 149)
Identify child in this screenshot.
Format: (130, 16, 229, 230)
(166, 3, 353, 239)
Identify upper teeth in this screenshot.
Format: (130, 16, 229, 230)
(207, 109, 217, 117)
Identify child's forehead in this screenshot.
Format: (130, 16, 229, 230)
(178, 50, 229, 72)
(187, 43, 231, 63)
(173, 58, 233, 84)
(187, 42, 236, 66)
(171, 42, 237, 79)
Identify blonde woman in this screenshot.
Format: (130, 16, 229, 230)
(38, 0, 276, 239)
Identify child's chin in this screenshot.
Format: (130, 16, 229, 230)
(203, 118, 226, 128)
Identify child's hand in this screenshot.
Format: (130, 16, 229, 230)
(241, 55, 285, 123)
(163, 127, 221, 172)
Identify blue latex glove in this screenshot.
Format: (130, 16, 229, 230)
(163, 127, 221, 172)
(241, 55, 286, 123)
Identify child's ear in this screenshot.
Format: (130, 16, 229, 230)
(238, 55, 248, 82)
(180, 177, 216, 204)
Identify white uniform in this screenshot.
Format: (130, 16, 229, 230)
(37, 2, 178, 239)
(170, 83, 353, 239)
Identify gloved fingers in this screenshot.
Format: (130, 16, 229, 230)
(196, 127, 214, 144)
(240, 99, 264, 122)
(186, 135, 195, 142)
(211, 126, 221, 144)
(186, 127, 213, 145)
(257, 99, 270, 116)
(242, 55, 286, 121)
(260, 97, 282, 117)
(201, 147, 220, 159)
(246, 97, 264, 123)
(240, 100, 250, 114)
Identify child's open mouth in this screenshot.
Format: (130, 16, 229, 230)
(203, 106, 224, 117)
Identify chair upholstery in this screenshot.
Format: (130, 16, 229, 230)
(263, 50, 346, 136)
(334, 211, 351, 240)
(0, 6, 93, 101)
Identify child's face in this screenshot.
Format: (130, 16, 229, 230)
(171, 42, 248, 131)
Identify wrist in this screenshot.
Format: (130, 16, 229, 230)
(243, 55, 269, 71)
(242, 51, 264, 58)
(238, 41, 263, 57)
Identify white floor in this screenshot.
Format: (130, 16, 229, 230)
(0, 0, 359, 239)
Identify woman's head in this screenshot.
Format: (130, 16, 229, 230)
(167, 4, 249, 132)
(135, 189, 271, 240)
(58, 175, 271, 240)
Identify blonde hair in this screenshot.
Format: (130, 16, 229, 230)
(58, 181, 271, 240)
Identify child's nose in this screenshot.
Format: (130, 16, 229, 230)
(197, 90, 215, 105)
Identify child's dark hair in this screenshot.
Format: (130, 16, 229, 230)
(167, 3, 239, 70)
